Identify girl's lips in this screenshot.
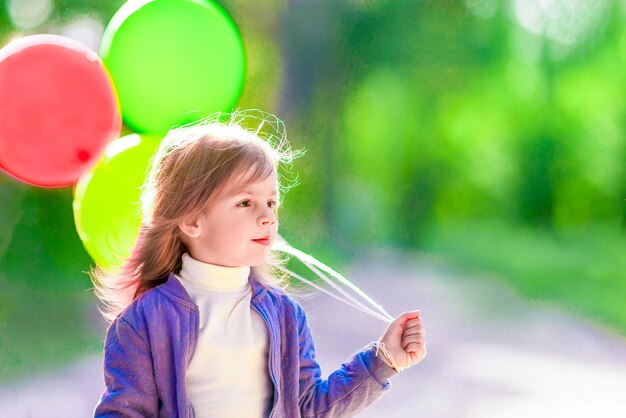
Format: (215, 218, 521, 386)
(252, 238, 271, 246)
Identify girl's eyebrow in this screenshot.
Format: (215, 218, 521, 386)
(233, 189, 278, 197)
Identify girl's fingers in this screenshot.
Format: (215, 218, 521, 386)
(390, 310, 420, 332)
(402, 339, 424, 350)
(405, 341, 426, 354)
(404, 318, 423, 328)
(402, 325, 424, 338)
(401, 334, 425, 349)
(401, 318, 426, 350)
(398, 310, 421, 323)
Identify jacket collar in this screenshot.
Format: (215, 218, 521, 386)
(158, 272, 267, 308)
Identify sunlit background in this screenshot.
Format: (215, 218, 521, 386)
(1, 0, 626, 416)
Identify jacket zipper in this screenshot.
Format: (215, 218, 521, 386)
(187, 308, 199, 418)
(187, 310, 199, 368)
(252, 303, 278, 418)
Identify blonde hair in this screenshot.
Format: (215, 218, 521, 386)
(91, 110, 304, 324)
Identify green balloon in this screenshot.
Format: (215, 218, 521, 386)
(100, 0, 246, 134)
(73, 134, 160, 268)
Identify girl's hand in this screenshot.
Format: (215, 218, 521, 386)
(378, 310, 426, 371)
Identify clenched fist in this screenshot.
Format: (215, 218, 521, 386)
(378, 310, 426, 371)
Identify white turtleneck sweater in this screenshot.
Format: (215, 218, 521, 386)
(175, 253, 272, 418)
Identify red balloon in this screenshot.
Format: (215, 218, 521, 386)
(0, 35, 121, 187)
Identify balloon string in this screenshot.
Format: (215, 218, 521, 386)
(275, 241, 393, 321)
(273, 240, 393, 321)
(274, 265, 392, 323)
(297, 255, 385, 321)
(272, 240, 394, 323)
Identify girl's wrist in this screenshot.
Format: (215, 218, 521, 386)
(373, 340, 404, 372)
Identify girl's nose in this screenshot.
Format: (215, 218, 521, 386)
(259, 209, 277, 226)
(259, 216, 276, 226)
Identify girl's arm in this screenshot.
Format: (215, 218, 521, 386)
(94, 316, 159, 417)
(296, 306, 398, 417)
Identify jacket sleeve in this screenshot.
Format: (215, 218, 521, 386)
(297, 306, 398, 417)
(93, 316, 159, 417)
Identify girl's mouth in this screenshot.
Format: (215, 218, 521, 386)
(252, 238, 271, 246)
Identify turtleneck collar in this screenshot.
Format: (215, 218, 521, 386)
(178, 252, 250, 292)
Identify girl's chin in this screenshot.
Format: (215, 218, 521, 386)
(248, 254, 270, 267)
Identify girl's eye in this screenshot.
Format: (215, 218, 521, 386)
(237, 200, 251, 208)
(237, 200, 279, 208)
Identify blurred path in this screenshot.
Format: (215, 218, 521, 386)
(1, 248, 626, 417)
(307, 249, 626, 418)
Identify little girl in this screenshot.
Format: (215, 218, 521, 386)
(93, 111, 426, 417)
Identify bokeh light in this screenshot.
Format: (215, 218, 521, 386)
(7, 0, 53, 30)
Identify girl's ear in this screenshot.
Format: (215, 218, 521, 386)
(178, 215, 202, 238)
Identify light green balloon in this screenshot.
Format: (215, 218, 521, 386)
(73, 134, 160, 268)
(100, 0, 246, 134)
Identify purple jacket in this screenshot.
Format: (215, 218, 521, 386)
(94, 272, 398, 417)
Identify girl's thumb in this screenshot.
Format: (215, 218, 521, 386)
(395, 310, 420, 325)
(384, 310, 421, 339)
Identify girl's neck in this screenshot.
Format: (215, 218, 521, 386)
(178, 252, 250, 292)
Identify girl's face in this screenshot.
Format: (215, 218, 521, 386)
(182, 168, 279, 267)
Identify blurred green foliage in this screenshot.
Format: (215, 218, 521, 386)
(423, 221, 626, 334)
(1, 0, 625, 382)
